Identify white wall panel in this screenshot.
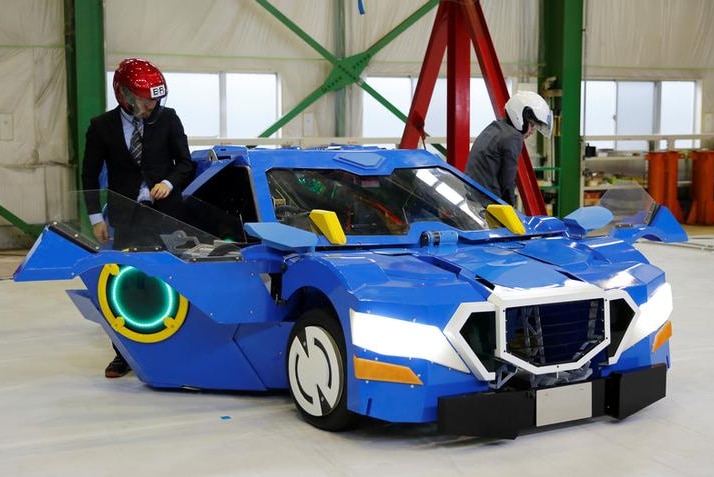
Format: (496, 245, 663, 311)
(1, 0, 714, 247)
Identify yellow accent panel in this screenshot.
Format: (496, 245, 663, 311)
(652, 320, 672, 352)
(97, 264, 189, 343)
(353, 356, 423, 385)
(309, 209, 347, 245)
(97, 264, 118, 324)
(486, 204, 526, 235)
(105, 263, 120, 275)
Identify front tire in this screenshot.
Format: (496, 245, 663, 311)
(286, 308, 358, 431)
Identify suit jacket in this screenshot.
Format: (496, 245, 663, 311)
(81, 106, 195, 223)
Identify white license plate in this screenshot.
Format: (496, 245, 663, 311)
(536, 383, 593, 427)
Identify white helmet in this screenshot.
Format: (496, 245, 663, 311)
(505, 91, 553, 138)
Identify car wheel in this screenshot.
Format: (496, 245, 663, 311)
(287, 308, 358, 431)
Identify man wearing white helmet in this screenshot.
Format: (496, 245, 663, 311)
(465, 91, 552, 206)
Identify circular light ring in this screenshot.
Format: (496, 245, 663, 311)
(97, 264, 189, 343)
(109, 266, 177, 332)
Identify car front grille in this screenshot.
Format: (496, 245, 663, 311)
(504, 299, 606, 367)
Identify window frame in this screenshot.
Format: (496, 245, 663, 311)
(105, 70, 280, 140)
(361, 75, 513, 142)
(581, 79, 700, 151)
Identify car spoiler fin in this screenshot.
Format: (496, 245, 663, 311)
(13, 225, 95, 281)
(486, 204, 526, 235)
(308, 210, 347, 245)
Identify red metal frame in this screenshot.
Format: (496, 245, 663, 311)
(400, 0, 546, 215)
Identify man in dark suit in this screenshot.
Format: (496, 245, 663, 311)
(81, 58, 195, 377)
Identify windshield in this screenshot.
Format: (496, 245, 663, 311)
(267, 167, 498, 235)
(48, 190, 240, 261)
(583, 182, 659, 236)
(599, 183, 657, 226)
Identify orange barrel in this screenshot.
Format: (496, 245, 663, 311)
(664, 151, 684, 222)
(687, 150, 714, 225)
(705, 151, 714, 224)
(686, 150, 702, 224)
(645, 152, 667, 204)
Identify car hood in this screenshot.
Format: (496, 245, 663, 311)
(437, 245, 573, 289)
(374, 236, 634, 291)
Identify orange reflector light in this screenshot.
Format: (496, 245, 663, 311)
(652, 320, 673, 352)
(353, 356, 423, 385)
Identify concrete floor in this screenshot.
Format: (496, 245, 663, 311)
(1, 237, 714, 477)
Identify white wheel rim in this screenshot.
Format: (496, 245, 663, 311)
(288, 325, 343, 417)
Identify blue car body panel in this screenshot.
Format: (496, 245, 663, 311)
(14, 146, 687, 434)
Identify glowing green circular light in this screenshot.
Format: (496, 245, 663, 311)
(97, 264, 189, 343)
(108, 266, 178, 333)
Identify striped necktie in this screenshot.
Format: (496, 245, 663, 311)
(129, 118, 142, 165)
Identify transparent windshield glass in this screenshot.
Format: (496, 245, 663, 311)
(267, 167, 497, 235)
(585, 182, 659, 236)
(51, 190, 241, 260)
(599, 182, 657, 227)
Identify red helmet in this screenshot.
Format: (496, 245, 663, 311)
(113, 58, 168, 115)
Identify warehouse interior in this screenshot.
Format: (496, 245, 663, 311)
(1, 1, 714, 475)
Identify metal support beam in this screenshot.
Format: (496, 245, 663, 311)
(334, 0, 347, 136)
(0, 204, 42, 238)
(66, 0, 105, 181)
(400, 4, 448, 149)
(401, 0, 546, 215)
(65, 0, 106, 231)
(541, 0, 583, 216)
(256, 0, 438, 138)
(446, 4, 471, 171)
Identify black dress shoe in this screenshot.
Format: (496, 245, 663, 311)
(105, 355, 131, 378)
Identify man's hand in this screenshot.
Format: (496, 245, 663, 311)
(150, 182, 170, 200)
(92, 221, 109, 244)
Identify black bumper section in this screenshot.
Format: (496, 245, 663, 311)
(437, 364, 667, 439)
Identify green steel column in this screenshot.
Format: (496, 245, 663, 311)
(65, 0, 105, 231)
(334, 0, 346, 136)
(541, 0, 583, 216)
(256, 0, 437, 138)
(65, 0, 105, 184)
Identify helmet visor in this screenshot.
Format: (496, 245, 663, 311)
(534, 112, 553, 138)
(122, 86, 166, 120)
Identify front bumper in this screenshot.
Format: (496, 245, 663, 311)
(437, 364, 667, 439)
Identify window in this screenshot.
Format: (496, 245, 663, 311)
(660, 81, 697, 149)
(616, 82, 654, 151)
(106, 72, 279, 139)
(163, 73, 220, 137)
(226, 73, 279, 138)
(581, 81, 616, 150)
(362, 77, 413, 140)
(362, 76, 508, 146)
(267, 166, 495, 235)
(581, 80, 698, 151)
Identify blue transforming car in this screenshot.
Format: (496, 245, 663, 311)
(14, 146, 686, 438)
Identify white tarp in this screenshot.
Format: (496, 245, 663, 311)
(1, 0, 713, 243)
(0, 0, 68, 240)
(585, 0, 714, 79)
